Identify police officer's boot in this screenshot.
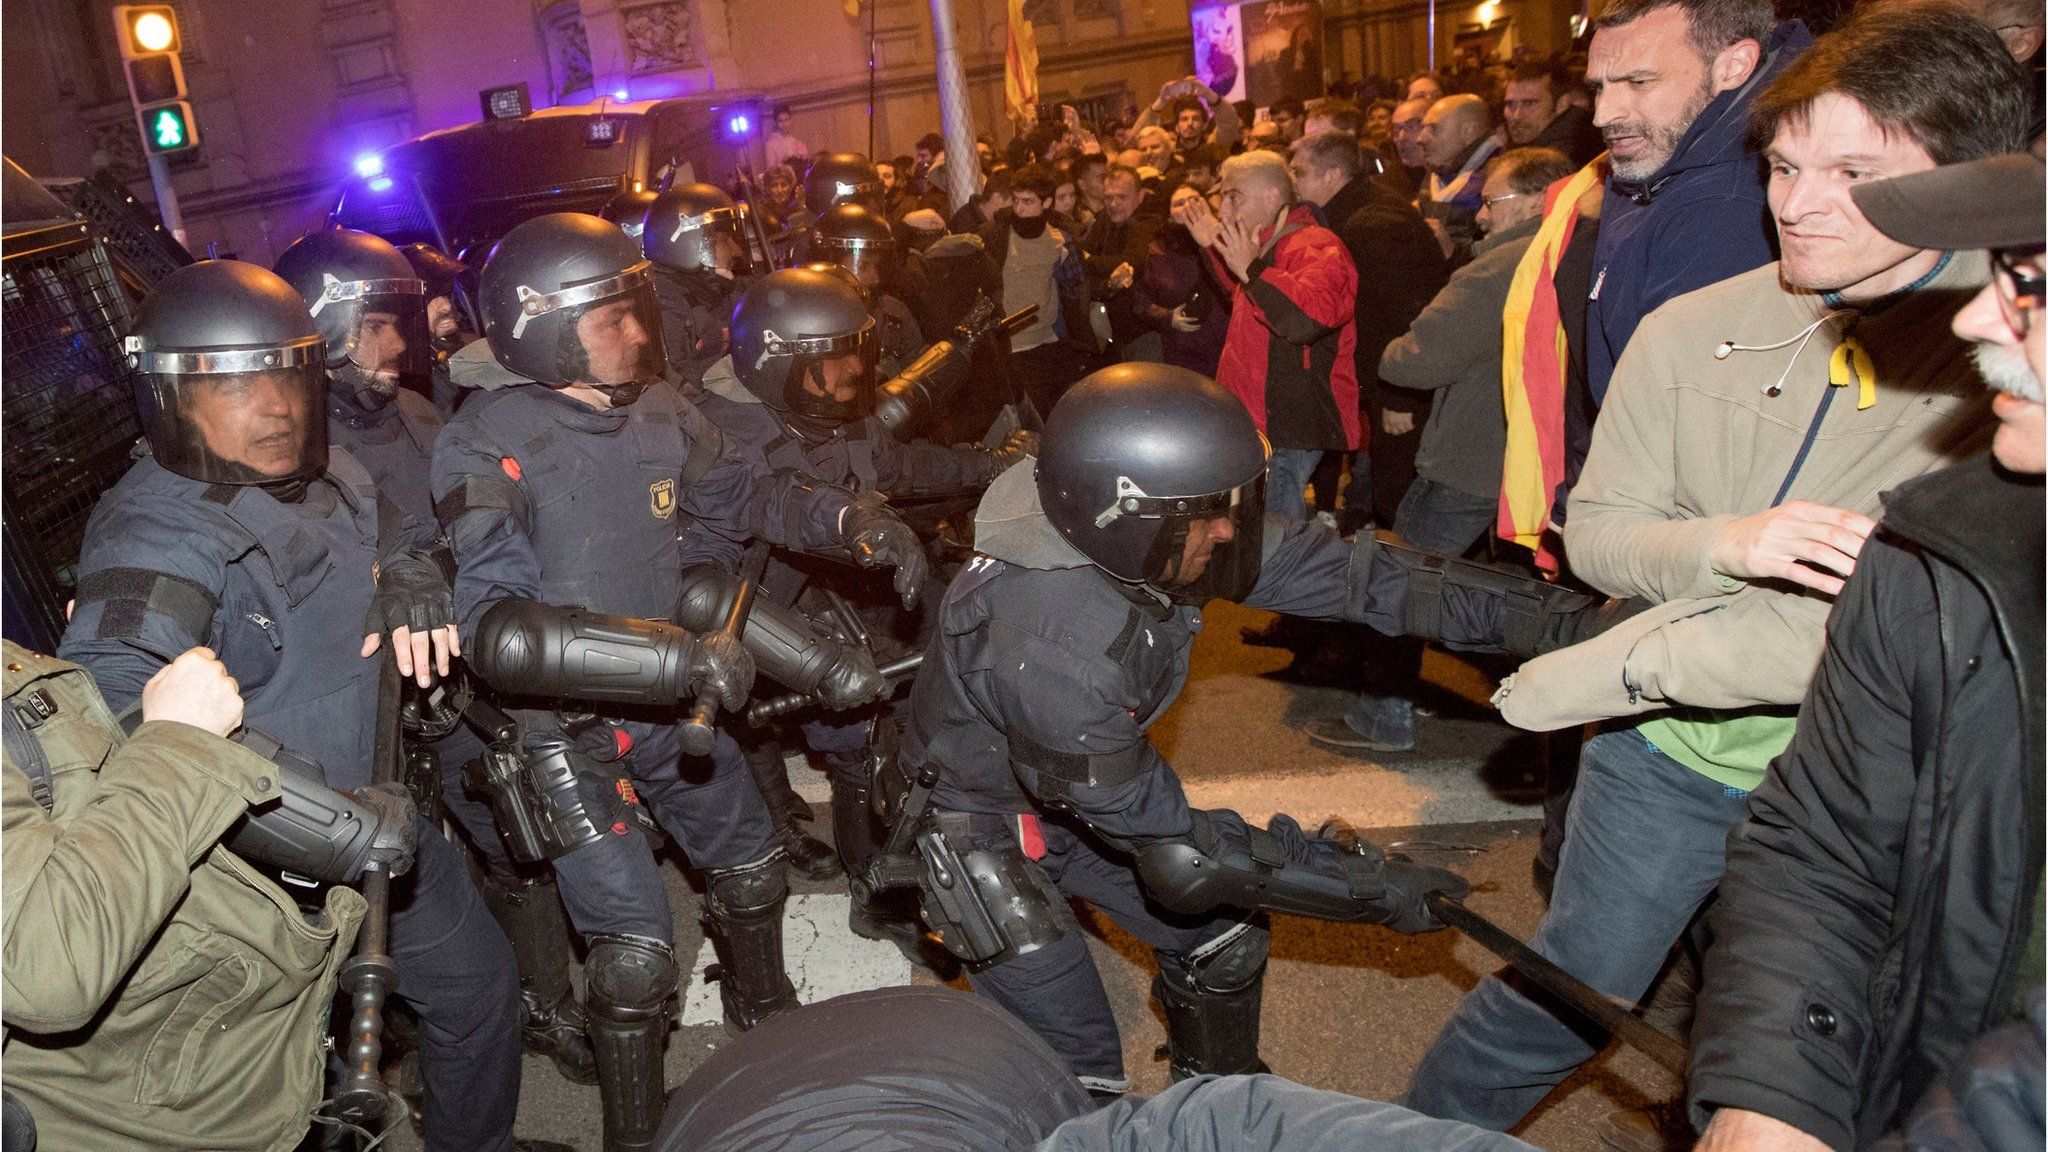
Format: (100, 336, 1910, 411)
(1151, 921, 1273, 1082)
(479, 874, 598, 1084)
(743, 736, 840, 881)
(584, 934, 676, 1152)
(1367, 536, 1649, 658)
(703, 853, 800, 1032)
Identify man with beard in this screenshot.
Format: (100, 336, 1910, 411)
(1579, 0, 1814, 404)
(1502, 61, 1604, 167)
(1405, 7, 2028, 1137)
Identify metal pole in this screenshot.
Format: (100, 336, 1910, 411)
(927, 0, 980, 213)
(1427, 0, 1438, 72)
(868, 0, 880, 157)
(145, 152, 187, 248)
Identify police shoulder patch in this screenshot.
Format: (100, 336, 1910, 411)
(650, 477, 677, 519)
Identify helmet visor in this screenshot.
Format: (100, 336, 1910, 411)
(135, 359, 329, 485)
(780, 322, 878, 425)
(1135, 475, 1266, 604)
(813, 238, 895, 292)
(564, 279, 669, 388)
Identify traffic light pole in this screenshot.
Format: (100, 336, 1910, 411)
(145, 150, 188, 247)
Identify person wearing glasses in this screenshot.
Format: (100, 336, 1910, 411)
(1688, 148, 2044, 1152)
(1300, 146, 1573, 756)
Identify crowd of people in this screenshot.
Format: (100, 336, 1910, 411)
(2, 0, 2044, 1150)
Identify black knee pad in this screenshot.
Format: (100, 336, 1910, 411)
(706, 852, 790, 921)
(584, 934, 677, 1019)
(1163, 919, 1270, 996)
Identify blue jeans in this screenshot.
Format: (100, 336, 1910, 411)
(1339, 479, 1501, 747)
(1403, 728, 1753, 1130)
(1267, 448, 1325, 523)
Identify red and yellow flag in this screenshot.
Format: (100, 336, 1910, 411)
(1004, 0, 1039, 124)
(1498, 158, 1605, 574)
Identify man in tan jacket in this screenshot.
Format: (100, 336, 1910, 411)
(2, 644, 364, 1152)
(1403, 6, 2028, 1134)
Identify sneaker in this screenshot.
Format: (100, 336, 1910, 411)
(1302, 714, 1415, 754)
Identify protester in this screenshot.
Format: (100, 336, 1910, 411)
(1177, 151, 1358, 522)
(1689, 147, 2044, 1152)
(1407, 9, 2026, 1139)
(1502, 62, 1603, 166)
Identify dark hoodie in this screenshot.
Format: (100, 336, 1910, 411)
(1585, 20, 1815, 404)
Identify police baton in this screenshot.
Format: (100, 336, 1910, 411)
(333, 652, 404, 1128)
(744, 652, 924, 726)
(1422, 891, 1690, 1078)
(680, 547, 769, 756)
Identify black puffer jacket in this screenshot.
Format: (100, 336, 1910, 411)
(1690, 454, 2045, 1150)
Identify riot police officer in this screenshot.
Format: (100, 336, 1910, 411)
(601, 186, 661, 240)
(893, 363, 1639, 1093)
(802, 151, 887, 216)
(431, 213, 913, 1151)
(274, 227, 600, 1086)
(806, 202, 926, 377)
(639, 182, 751, 389)
(56, 260, 525, 1152)
(684, 266, 1034, 929)
(399, 241, 474, 413)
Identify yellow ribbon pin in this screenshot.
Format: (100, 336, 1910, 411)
(1830, 338, 1876, 411)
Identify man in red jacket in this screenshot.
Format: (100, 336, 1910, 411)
(1178, 150, 1359, 521)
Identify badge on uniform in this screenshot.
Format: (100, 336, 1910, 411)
(649, 478, 676, 520)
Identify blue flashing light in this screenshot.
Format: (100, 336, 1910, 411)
(729, 114, 750, 136)
(354, 153, 383, 178)
(368, 175, 395, 193)
(614, 88, 630, 101)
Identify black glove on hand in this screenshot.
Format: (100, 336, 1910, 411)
(688, 630, 756, 711)
(842, 500, 931, 609)
(368, 552, 455, 636)
(1273, 813, 1467, 933)
(349, 782, 420, 878)
(989, 429, 1039, 470)
(816, 645, 888, 709)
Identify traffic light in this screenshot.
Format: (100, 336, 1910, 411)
(114, 5, 199, 154)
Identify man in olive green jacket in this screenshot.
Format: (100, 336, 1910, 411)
(1, 642, 364, 1152)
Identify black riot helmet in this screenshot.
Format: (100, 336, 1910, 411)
(1036, 363, 1270, 604)
(272, 228, 430, 407)
(600, 187, 660, 239)
(641, 182, 748, 276)
(479, 212, 667, 405)
(803, 152, 885, 213)
(729, 266, 877, 437)
(807, 202, 897, 292)
(125, 260, 330, 487)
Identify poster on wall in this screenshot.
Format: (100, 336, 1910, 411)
(1189, 0, 1325, 110)
(1190, 5, 1247, 104)
(1240, 0, 1324, 107)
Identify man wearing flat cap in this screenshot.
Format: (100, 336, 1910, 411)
(1689, 150, 2046, 1152)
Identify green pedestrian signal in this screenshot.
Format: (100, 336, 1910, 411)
(139, 101, 198, 154)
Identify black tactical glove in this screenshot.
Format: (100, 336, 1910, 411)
(815, 644, 888, 709)
(842, 499, 931, 609)
(1312, 819, 1469, 934)
(368, 551, 455, 636)
(988, 428, 1039, 470)
(347, 782, 420, 878)
(688, 630, 756, 711)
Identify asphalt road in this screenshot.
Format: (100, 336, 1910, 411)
(377, 598, 1681, 1151)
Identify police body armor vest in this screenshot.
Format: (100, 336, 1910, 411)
(463, 383, 704, 622)
(110, 452, 383, 787)
(329, 388, 444, 547)
(909, 558, 1200, 816)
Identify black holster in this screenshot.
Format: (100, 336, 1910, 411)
(462, 733, 612, 863)
(914, 811, 1075, 970)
